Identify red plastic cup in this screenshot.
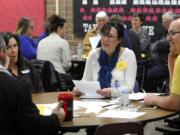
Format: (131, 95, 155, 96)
(58, 93, 74, 121)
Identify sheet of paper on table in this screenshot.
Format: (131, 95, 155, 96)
(97, 110, 146, 119)
(73, 80, 104, 98)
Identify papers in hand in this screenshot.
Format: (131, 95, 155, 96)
(89, 35, 101, 50)
(73, 80, 103, 98)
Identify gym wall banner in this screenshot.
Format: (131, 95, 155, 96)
(73, 0, 180, 42)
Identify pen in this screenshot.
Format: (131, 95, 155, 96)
(102, 104, 114, 108)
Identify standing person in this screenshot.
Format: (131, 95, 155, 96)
(0, 32, 43, 93)
(74, 21, 137, 98)
(144, 18, 180, 111)
(82, 11, 109, 56)
(0, 36, 65, 135)
(37, 15, 71, 74)
(131, 13, 151, 53)
(16, 17, 37, 59)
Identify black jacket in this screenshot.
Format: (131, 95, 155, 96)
(0, 72, 60, 135)
(150, 38, 170, 67)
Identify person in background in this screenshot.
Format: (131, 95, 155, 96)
(144, 18, 180, 111)
(110, 14, 141, 60)
(131, 13, 151, 54)
(74, 21, 137, 98)
(37, 15, 71, 74)
(0, 32, 43, 93)
(0, 36, 65, 135)
(162, 11, 175, 36)
(16, 17, 37, 60)
(143, 11, 176, 92)
(82, 11, 109, 56)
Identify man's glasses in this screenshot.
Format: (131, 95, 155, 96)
(167, 31, 180, 37)
(100, 33, 117, 39)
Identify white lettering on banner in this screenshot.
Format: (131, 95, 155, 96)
(143, 26, 154, 36)
(152, 0, 158, 5)
(83, 23, 96, 32)
(116, 0, 121, 5)
(164, 0, 171, 5)
(171, 0, 177, 5)
(110, 0, 116, 5)
(158, 0, 164, 5)
(178, 0, 180, 5)
(121, 0, 127, 5)
(146, 0, 151, 5)
(82, 0, 87, 5)
(133, 0, 139, 5)
(93, 0, 99, 5)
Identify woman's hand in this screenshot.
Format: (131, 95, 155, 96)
(72, 87, 84, 96)
(96, 88, 111, 97)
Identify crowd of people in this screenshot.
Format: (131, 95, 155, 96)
(0, 9, 180, 135)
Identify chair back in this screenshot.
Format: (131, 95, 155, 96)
(30, 59, 59, 92)
(95, 122, 143, 135)
(136, 60, 148, 92)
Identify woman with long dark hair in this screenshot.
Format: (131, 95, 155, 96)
(0, 32, 43, 93)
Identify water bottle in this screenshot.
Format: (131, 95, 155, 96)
(77, 43, 83, 58)
(111, 80, 120, 98)
(120, 88, 130, 110)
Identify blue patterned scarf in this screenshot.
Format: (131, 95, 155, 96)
(98, 46, 120, 88)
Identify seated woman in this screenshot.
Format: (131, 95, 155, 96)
(74, 21, 137, 98)
(0, 32, 43, 93)
(16, 17, 37, 59)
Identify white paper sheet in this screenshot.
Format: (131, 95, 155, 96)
(73, 80, 103, 98)
(89, 35, 101, 50)
(98, 110, 146, 119)
(129, 93, 147, 100)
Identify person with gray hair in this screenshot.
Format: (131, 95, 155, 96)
(162, 11, 176, 35)
(0, 37, 10, 70)
(82, 11, 109, 55)
(144, 11, 176, 92)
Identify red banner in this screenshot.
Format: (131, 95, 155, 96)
(0, 0, 45, 36)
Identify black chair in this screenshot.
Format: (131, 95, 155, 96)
(30, 59, 60, 92)
(156, 125, 180, 135)
(94, 122, 144, 135)
(136, 60, 148, 92)
(155, 115, 180, 135)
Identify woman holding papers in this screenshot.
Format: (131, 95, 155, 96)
(74, 21, 137, 98)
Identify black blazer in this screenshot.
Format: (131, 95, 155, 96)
(0, 72, 60, 135)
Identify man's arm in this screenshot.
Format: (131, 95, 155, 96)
(144, 93, 180, 111)
(168, 53, 178, 86)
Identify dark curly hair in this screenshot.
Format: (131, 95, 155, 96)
(101, 21, 124, 41)
(48, 15, 66, 33)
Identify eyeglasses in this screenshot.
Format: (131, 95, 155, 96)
(100, 33, 118, 40)
(167, 31, 180, 37)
